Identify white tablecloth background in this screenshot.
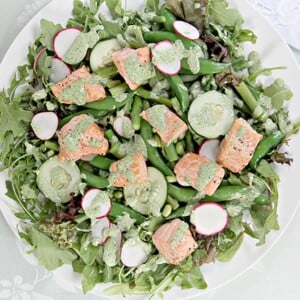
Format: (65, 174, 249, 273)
(0, 1, 300, 299)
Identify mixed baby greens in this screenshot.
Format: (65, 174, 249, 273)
(0, 0, 299, 298)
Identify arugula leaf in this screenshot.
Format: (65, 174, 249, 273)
(146, 0, 160, 13)
(82, 264, 101, 293)
(27, 227, 77, 271)
(105, 0, 124, 17)
(40, 19, 62, 50)
(217, 233, 244, 262)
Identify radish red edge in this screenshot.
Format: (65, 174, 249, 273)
(49, 57, 72, 83)
(33, 47, 47, 73)
(92, 216, 111, 245)
(198, 139, 221, 161)
(31, 112, 59, 141)
(152, 41, 181, 76)
(173, 20, 200, 41)
(191, 202, 228, 236)
(81, 188, 112, 218)
(52, 27, 82, 60)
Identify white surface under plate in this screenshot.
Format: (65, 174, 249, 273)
(0, 0, 300, 299)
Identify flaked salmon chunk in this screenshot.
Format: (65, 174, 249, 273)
(58, 114, 109, 161)
(152, 219, 197, 265)
(174, 152, 224, 196)
(217, 118, 263, 173)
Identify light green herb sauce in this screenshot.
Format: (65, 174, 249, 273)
(118, 135, 148, 158)
(195, 161, 218, 192)
(50, 166, 72, 190)
(125, 54, 155, 85)
(236, 125, 246, 138)
(85, 191, 110, 220)
(58, 76, 102, 105)
(171, 221, 189, 246)
(109, 154, 135, 185)
(121, 118, 134, 139)
(145, 105, 168, 131)
(63, 27, 100, 65)
(89, 139, 103, 147)
(192, 103, 224, 128)
(115, 213, 136, 232)
(102, 225, 121, 267)
(65, 115, 94, 151)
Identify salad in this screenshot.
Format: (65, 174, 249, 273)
(0, 0, 299, 298)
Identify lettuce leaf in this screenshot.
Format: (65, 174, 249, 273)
(40, 19, 62, 50)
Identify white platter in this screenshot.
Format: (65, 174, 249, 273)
(0, 0, 300, 299)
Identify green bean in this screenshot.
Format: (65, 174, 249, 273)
(80, 169, 109, 189)
(131, 95, 143, 130)
(164, 143, 179, 162)
(140, 120, 174, 176)
(249, 131, 285, 168)
(89, 156, 114, 170)
(84, 93, 133, 111)
(109, 203, 145, 224)
(167, 196, 180, 210)
(234, 81, 258, 112)
(159, 7, 176, 32)
(136, 87, 173, 107)
(204, 186, 249, 202)
(109, 142, 123, 159)
(166, 206, 185, 220)
(109, 83, 128, 97)
(180, 59, 231, 75)
(185, 131, 195, 152)
(104, 129, 119, 142)
(167, 184, 197, 202)
(44, 141, 59, 152)
(167, 75, 190, 112)
(59, 109, 107, 127)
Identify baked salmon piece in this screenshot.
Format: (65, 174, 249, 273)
(140, 105, 188, 145)
(51, 65, 106, 105)
(112, 47, 153, 90)
(152, 219, 197, 265)
(57, 114, 109, 161)
(174, 152, 224, 196)
(217, 118, 263, 173)
(109, 152, 147, 187)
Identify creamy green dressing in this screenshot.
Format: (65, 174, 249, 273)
(65, 115, 95, 151)
(102, 224, 121, 267)
(109, 154, 135, 185)
(195, 161, 218, 192)
(50, 166, 72, 189)
(63, 27, 100, 65)
(84, 190, 110, 220)
(236, 125, 246, 137)
(118, 134, 148, 158)
(144, 105, 168, 132)
(121, 118, 134, 139)
(58, 76, 102, 105)
(124, 54, 155, 85)
(115, 213, 136, 232)
(171, 221, 189, 246)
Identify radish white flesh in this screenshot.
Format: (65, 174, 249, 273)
(198, 139, 220, 161)
(31, 112, 59, 140)
(152, 41, 181, 75)
(113, 116, 134, 139)
(91, 217, 111, 245)
(49, 58, 71, 83)
(191, 203, 228, 236)
(33, 47, 47, 73)
(53, 27, 81, 60)
(82, 189, 112, 218)
(173, 20, 200, 40)
(121, 239, 150, 268)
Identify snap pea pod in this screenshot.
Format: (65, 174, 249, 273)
(80, 169, 109, 189)
(167, 184, 197, 202)
(109, 203, 146, 224)
(164, 143, 179, 162)
(167, 75, 190, 112)
(140, 120, 174, 176)
(130, 95, 143, 130)
(249, 131, 285, 168)
(83, 93, 133, 111)
(89, 156, 114, 170)
(59, 109, 107, 127)
(166, 206, 186, 220)
(159, 7, 176, 32)
(254, 195, 271, 205)
(143, 31, 231, 75)
(136, 87, 173, 107)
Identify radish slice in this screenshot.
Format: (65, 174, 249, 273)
(53, 27, 81, 60)
(173, 20, 200, 40)
(91, 217, 111, 245)
(152, 41, 181, 75)
(81, 189, 112, 218)
(33, 47, 47, 73)
(198, 139, 220, 161)
(121, 238, 150, 267)
(31, 112, 59, 140)
(49, 58, 72, 83)
(190, 203, 228, 236)
(113, 116, 134, 139)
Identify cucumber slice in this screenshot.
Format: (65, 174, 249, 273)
(124, 167, 167, 216)
(36, 156, 81, 204)
(90, 39, 121, 72)
(188, 91, 235, 138)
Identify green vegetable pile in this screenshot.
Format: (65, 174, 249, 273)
(0, 0, 299, 298)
